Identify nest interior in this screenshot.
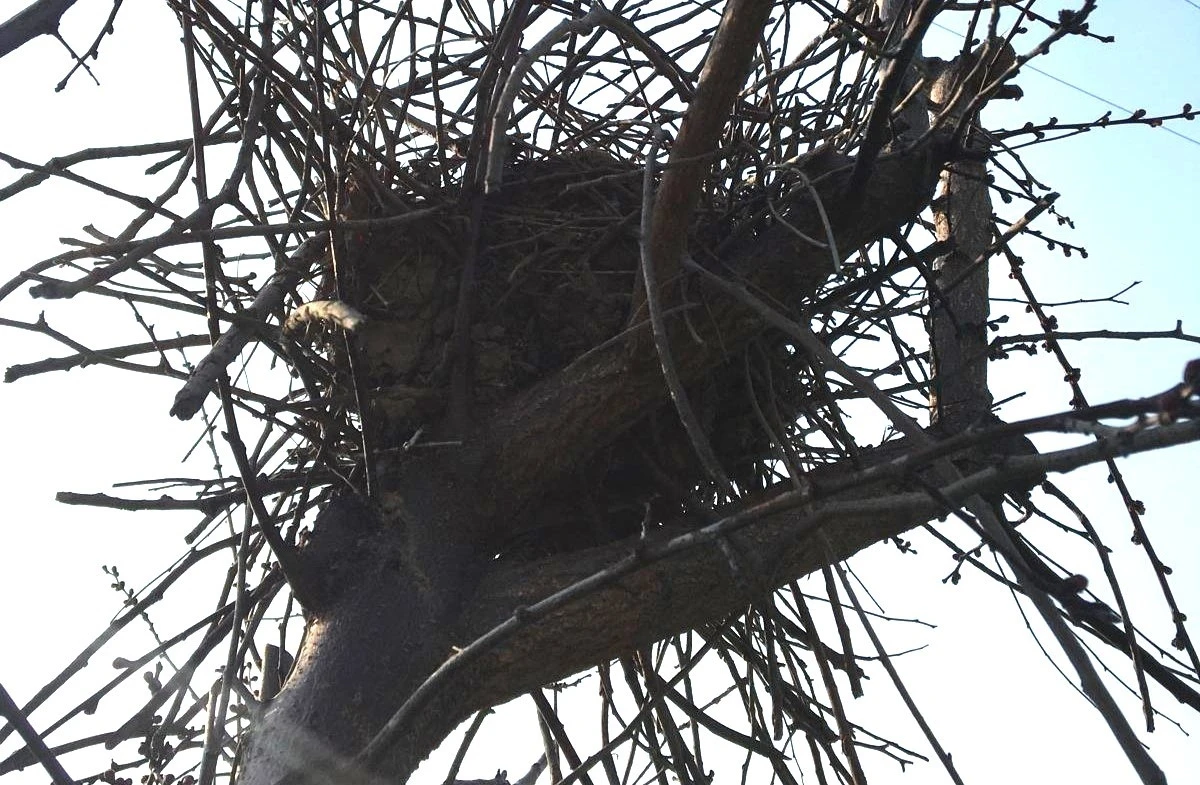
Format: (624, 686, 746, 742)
(331, 151, 813, 555)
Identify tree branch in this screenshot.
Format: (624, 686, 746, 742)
(0, 0, 77, 58)
(477, 138, 943, 541)
(244, 413, 1200, 785)
(628, 0, 773, 320)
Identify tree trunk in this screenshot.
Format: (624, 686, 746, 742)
(238, 136, 955, 784)
(244, 433, 1058, 785)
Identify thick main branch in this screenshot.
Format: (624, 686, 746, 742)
(476, 140, 943, 540)
(243, 416, 1200, 785)
(241, 138, 945, 785)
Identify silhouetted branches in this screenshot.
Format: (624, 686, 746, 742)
(1, 1, 1197, 784)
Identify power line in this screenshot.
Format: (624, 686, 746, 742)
(1020, 62, 1200, 149)
(930, 21, 1200, 149)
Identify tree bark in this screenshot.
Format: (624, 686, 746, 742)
(243, 435, 1049, 785)
(233, 404, 1200, 785)
(927, 40, 1014, 431)
(238, 135, 951, 785)
(476, 141, 943, 540)
(235, 34, 1057, 782)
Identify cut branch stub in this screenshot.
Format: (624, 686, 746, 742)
(927, 39, 1018, 432)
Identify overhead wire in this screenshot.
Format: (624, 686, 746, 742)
(931, 21, 1200, 149)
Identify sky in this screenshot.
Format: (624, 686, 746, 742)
(1, 1, 1198, 784)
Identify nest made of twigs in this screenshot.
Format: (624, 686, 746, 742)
(329, 150, 815, 551)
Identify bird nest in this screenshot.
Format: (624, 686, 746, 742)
(340, 151, 641, 434)
(328, 151, 813, 551)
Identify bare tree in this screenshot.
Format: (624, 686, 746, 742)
(1, 1, 1198, 785)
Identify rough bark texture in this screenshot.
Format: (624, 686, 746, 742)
(478, 142, 942, 534)
(234, 31, 1045, 785)
(927, 41, 1014, 431)
(238, 136, 949, 785)
(251, 436, 1024, 783)
(930, 154, 993, 430)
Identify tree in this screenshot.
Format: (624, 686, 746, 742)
(1, 1, 1197, 784)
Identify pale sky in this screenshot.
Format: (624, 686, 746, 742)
(1, 1, 1198, 784)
